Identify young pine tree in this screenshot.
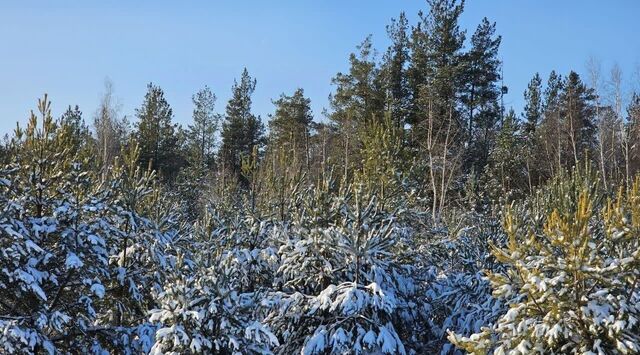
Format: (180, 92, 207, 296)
(450, 169, 640, 354)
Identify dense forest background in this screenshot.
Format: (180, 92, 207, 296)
(2, 0, 640, 354)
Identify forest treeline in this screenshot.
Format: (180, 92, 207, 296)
(1, 0, 640, 354)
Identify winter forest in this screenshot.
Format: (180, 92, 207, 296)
(1, 0, 640, 354)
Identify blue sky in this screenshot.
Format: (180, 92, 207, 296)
(1, 0, 639, 135)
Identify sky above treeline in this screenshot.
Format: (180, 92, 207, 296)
(1, 0, 639, 135)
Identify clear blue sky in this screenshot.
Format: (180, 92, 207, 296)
(1, 0, 639, 135)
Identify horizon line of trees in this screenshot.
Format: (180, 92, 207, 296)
(3, 3, 639, 223)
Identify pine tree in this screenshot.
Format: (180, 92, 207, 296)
(356, 112, 405, 200)
(484, 109, 527, 204)
(58, 105, 92, 156)
(560, 71, 597, 167)
(538, 70, 564, 177)
(450, 170, 640, 354)
(330, 35, 384, 126)
(381, 12, 410, 128)
(521, 73, 544, 190)
(409, 0, 466, 139)
(627, 93, 640, 176)
(461, 17, 502, 171)
(219, 68, 264, 184)
(523, 73, 543, 134)
(461, 18, 502, 140)
(0, 95, 187, 353)
(187, 86, 219, 169)
(265, 186, 414, 354)
(268, 88, 313, 169)
(135, 83, 183, 180)
(406, 0, 467, 219)
(329, 36, 385, 181)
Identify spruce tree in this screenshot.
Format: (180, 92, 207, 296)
(135, 83, 182, 180)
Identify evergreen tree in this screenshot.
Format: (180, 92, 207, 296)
(135, 83, 183, 180)
(219, 68, 264, 183)
(406, 14, 429, 129)
(627, 93, 640, 175)
(59, 105, 85, 134)
(560, 71, 597, 167)
(450, 170, 640, 354)
(381, 12, 410, 128)
(268, 88, 313, 169)
(461, 17, 502, 171)
(0, 96, 187, 354)
(484, 109, 527, 204)
(330, 36, 384, 126)
(187, 85, 219, 169)
(538, 70, 564, 177)
(329, 36, 385, 180)
(58, 105, 91, 155)
(407, 0, 467, 218)
(461, 17, 502, 141)
(409, 0, 466, 140)
(523, 73, 543, 134)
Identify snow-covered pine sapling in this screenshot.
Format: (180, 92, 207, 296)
(266, 186, 413, 354)
(449, 172, 640, 354)
(0, 96, 113, 353)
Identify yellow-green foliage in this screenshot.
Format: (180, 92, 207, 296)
(449, 171, 640, 354)
(9, 95, 94, 217)
(355, 113, 405, 201)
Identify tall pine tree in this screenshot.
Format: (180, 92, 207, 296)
(539, 70, 564, 176)
(268, 88, 313, 169)
(219, 68, 264, 183)
(135, 83, 182, 180)
(187, 86, 219, 169)
(380, 12, 410, 129)
(523, 73, 543, 134)
(560, 71, 596, 167)
(461, 17, 502, 171)
(329, 36, 384, 180)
